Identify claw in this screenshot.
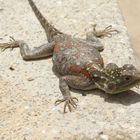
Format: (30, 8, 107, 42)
(92, 24, 119, 38)
(55, 97, 78, 113)
(1, 46, 9, 52)
(67, 103, 72, 112)
(70, 98, 78, 107)
(9, 36, 16, 41)
(1, 48, 5, 52)
(55, 99, 65, 105)
(0, 44, 14, 52)
(104, 25, 113, 31)
(0, 39, 19, 52)
(92, 24, 97, 32)
(10, 47, 14, 51)
(72, 97, 79, 102)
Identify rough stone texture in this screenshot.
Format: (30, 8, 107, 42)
(65, 130, 133, 140)
(0, 0, 139, 140)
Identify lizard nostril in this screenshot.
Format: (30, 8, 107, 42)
(124, 76, 132, 81)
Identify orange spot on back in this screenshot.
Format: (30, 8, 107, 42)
(99, 57, 104, 67)
(65, 37, 72, 48)
(69, 64, 91, 78)
(65, 40, 72, 48)
(54, 43, 61, 53)
(51, 31, 57, 37)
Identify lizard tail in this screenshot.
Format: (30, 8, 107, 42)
(28, 0, 62, 42)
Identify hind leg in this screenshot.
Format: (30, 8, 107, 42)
(0, 40, 55, 60)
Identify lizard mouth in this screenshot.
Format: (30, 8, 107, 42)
(104, 78, 140, 94)
(123, 78, 140, 91)
(134, 81, 140, 88)
(132, 73, 140, 89)
(123, 72, 140, 89)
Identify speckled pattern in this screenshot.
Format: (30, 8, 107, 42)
(0, 0, 139, 140)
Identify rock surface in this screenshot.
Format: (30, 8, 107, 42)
(65, 129, 133, 140)
(0, 0, 139, 139)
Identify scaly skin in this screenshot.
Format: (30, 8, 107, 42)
(0, 0, 140, 113)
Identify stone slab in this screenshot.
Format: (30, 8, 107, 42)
(0, 0, 139, 139)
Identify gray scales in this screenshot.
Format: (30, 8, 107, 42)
(0, 0, 140, 113)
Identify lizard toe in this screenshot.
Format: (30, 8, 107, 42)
(55, 97, 78, 113)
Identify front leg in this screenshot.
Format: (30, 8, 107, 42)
(86, 24, 118, 41)
(86, 24, 119, 52)
(19, 41, 55, 60)
(91, 24, 119, 38)
(0, 40, 55, 60)
(55, 75, 95, 113)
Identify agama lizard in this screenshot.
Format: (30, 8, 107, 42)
(0, 0, 140, 113)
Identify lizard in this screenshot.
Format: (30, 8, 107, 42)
(0, 0, 140, 113)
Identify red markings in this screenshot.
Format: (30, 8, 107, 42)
(54, 37, 72, 53)
(65, 40, 72, 48)
(99, 57, 104, 67)
(54, 43, 61, 53)
(69, 64, 91, 78)
(50, 28, 58, 37)
(51, 31, 57, 37)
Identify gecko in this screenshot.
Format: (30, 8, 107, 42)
(0, 0, 140, 113)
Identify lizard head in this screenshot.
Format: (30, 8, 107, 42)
(92, 63, 140, 94)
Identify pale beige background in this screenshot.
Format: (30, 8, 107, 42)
(118, 0, 140, 64)
(0, 0, 139, 139)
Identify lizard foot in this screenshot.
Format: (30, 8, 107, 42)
(0, 36, 19, 52)
(92, 24, 119, 38)
(55, 97, 78, 113)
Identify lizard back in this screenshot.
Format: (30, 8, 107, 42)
(52, 35, 104, 76)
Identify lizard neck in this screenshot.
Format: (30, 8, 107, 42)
(68, 63, 104, 79)
(85, 63, 103, 76)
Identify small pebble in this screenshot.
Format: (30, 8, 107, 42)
(9, 66, 15, 71)
(27, 77, 34, 81)
(0, 8, 4, 12)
